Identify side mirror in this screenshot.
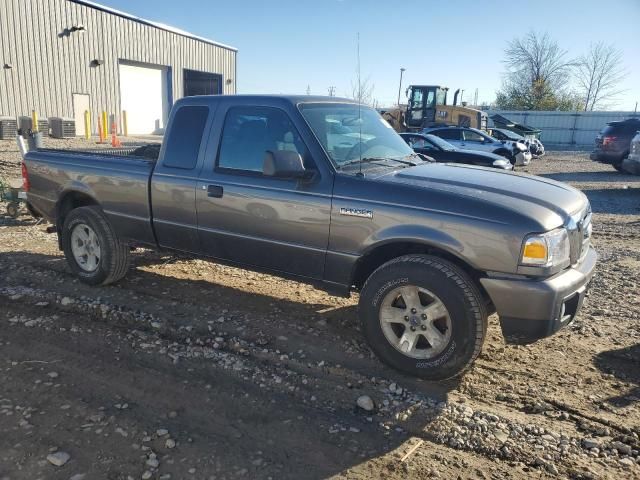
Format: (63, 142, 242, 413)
(263, 150, 311, 179)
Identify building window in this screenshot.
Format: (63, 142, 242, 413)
(184, 69, 222, 96)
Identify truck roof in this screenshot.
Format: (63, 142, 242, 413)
(174, 94, 358, 107)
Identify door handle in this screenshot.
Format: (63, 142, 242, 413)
(207, 185, 223, 198)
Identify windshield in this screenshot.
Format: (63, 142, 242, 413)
(424, 134, 456, 151)
(299, 103, 415, 168)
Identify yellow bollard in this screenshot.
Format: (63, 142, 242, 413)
(101, 111, 108, 140)
(122, 110, 128, 137)
(31, 109, 39, 133)
(84, 110, 91, 140)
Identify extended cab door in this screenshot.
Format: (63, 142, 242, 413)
(196, 101, 333, 279)
(151, 103, 212, 253)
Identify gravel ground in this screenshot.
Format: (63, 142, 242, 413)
(0, 138, 639, 480)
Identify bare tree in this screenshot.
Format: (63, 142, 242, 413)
(504, 31, 574, 92)
(496, 31, 578, 110)
(349, 76, 376, 106)
(575, 42, 627, 111)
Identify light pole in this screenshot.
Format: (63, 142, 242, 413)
(397, 68, 406, 106)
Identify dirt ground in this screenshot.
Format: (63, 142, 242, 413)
(1, 137, 639, 480)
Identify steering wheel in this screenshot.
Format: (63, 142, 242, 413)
(344, 137, 384, 162)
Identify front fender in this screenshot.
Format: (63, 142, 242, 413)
(360, 223, 468, 265)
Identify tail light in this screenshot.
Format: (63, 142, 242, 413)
(602, 136, 617, 147)
(21, 162, 30, 192)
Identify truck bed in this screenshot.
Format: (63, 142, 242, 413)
(24, 148, 157, 245)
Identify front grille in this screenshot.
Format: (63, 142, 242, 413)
(568, 205, 592, 265)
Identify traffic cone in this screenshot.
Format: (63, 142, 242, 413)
(111, 120, 121, 147)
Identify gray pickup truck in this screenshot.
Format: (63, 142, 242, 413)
(23, 95, 597, 380)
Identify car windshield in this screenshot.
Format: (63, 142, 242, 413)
(424, 134, 456, 151)
(298, 103, 415, 168)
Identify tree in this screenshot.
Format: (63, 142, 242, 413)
(349, 75, 376, 106)
(504, 31, 574, 92)
(495, 79, 582, 111)
(496, 31, 579, 111)
(575, 42, 627, 111)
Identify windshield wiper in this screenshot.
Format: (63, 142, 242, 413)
(339, 156, 418, 169)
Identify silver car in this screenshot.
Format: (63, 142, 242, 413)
(424, 126, 532, 166)
(622, 131, 640, 175)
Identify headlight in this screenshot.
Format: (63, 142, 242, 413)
(520, 228, 570, 267)
(492, 159, 509, 168)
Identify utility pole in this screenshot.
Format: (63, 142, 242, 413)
(328, 86, 336, 97)
(474, 88, 478, 106)
(306, 85, 311, 95)
(397, 67, 406, 106)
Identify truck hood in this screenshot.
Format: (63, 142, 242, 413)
(376, 163, 587, 230)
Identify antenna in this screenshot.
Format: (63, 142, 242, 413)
(357, 32, 364, 177)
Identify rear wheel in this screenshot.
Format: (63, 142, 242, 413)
(6, 202, 19, 218)
(61, 206, 130, 285)
(359, 254, 487, 380)
(613, 153, 628, 172)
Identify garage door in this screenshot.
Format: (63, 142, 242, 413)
(119, 61, 169, 135)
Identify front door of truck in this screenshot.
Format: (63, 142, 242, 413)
(151, 103, 211, 253)
(196, 104, 332, 279)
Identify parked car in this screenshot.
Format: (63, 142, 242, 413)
(424, 126, 532, 166)
(399, 133, 513, 170)
(23, 95, 596, 380)
(590, 118, 640, 171)
(622, 131, 640, 175)
(490, 127, 545, 157)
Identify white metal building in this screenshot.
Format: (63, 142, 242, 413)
(0, 0, 237, 135)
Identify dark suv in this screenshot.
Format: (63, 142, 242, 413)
(590, 118, 640, 171)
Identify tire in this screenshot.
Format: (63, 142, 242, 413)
(61, 206, 130, 286)
(613, 153, 628, 172)
(6, 202, 19, 218)
(359, 254, 487, 380)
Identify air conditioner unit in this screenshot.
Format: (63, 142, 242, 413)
(18, 116, 49, 136)
(0, 116, 17, 140)
(49, 117, 76, 138)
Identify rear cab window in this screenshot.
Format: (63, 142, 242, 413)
(162, 106, 209, 170)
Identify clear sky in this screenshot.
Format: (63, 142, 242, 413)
(101, 0, 639, 110)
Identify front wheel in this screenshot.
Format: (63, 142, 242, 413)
(359, 254, 487, 380)
(61, 206, 130, 285)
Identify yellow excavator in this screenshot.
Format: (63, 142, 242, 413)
(380, 85, 487, 133)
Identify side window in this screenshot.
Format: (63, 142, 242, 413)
(218, 106, 308, 173)
(434, 129, 460, 141)
(463, 130, 485, 142)
(163, 106, 209, 169)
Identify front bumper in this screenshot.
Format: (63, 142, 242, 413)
(514, 151, 532, 166)
(480, 246, 597, 344)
